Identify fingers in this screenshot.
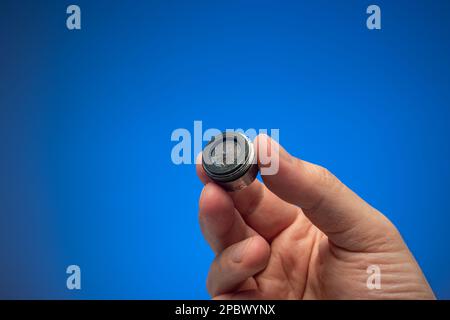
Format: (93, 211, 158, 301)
(207, 235, 270, 297)
(197, 153, 299, 241)
(255, 134, 399, 251)
(199, 183, 253, 253)
(229, 180, 300, 241)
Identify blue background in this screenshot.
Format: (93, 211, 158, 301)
(1, 0, 449, 299)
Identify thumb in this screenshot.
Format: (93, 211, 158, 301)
(254, 134, 400, 252)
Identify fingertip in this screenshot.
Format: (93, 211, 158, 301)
(196, 152, 211, 184)
(199, 183, 235, 232)
(200, 183, 232, 210)
(254, 133, 271, 167)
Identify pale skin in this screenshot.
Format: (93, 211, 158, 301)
(197, 134, 435, 299)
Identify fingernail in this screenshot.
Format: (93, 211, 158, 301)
(231, 237, 253, 263)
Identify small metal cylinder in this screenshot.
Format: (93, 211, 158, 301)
(202, 132, 258, 191)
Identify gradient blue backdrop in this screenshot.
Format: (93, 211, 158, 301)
(1, 0, 449, 299)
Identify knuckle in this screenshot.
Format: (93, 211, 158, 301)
(315, 165, 336, 187)
(378, 213, 403, 241)
(315, 165, 344, 196)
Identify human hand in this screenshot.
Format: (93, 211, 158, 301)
(197, 134, 435, 299)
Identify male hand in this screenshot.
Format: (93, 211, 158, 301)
(197, 134, 435, 299)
